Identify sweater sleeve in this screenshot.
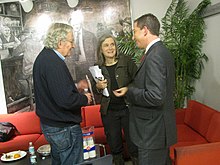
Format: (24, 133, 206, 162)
(45, 61, 88, 110)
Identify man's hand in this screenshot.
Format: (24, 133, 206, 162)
(84, 93, 92, 105)
(77, 79, 88, 93)
(113, 87, 128, 97)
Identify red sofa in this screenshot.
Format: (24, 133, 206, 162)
(1, 100, 220, 165)
(170, 100, 220, 165)
(0, 105, 128, 157)
(0, 111, 48, 155)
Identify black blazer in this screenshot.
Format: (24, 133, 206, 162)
(126, 41, 177, 149)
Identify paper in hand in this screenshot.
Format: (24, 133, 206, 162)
(89, 65, 109, 97)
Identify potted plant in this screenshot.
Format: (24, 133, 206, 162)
(116, 0, 210, 109)
(161, 0, 210, 108)
(116, 32, 144, 64)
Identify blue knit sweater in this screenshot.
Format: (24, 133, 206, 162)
(33, 48, 88, 127)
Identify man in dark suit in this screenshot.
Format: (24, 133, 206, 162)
(113, 13, 177, 165)
(66, 17, 97, 82)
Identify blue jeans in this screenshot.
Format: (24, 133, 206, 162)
(41, 123, 83, 165)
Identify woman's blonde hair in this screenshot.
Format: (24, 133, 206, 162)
(44, 23, 73, 49)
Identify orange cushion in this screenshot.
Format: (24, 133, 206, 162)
(184, 100, 216, 137)
(0, 111, 41, 135)
(206, 112, 220, 142)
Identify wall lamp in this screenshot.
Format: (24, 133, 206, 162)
(66, 0, 79, 8)
(19, 0, 33, 12)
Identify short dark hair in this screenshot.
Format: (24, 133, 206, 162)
(134, 13, 160, 36)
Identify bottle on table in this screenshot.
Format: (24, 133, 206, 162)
(29, 142, 37, 164)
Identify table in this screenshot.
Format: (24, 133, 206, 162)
(0, 144, 112, 165)
(0, 153, 51, 165)
(0, 153, 113, 165)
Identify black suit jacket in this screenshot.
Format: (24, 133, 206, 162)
(126, 41, 177, 149)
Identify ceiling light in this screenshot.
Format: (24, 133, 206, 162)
(67, 0, 79, 8)
(19, 0, 33, 12)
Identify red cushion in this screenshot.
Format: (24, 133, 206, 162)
(175, 109, 186, 124)
(184, 100, 216, 137)
(206, 112, 220, 142)
(176, 124, 208, 143)
(170, 123, 208, 161)
(94, 127, 106, 144)
(82, 105, 102, 127)
(0, 134, 40, 154)
(80, 108, 86, 128)
(174, 142, 220, 165)
(0, 111, 41, 135)
(170, 141, 208, 161)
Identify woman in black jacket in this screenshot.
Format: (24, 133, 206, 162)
(95, 34, 138, 165)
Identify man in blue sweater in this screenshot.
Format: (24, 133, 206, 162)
(33, 23, 92, 165)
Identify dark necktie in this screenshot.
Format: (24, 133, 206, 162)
(74, 32, 80, 61)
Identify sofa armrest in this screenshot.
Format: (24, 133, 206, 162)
(175, 108, 186, 124)
(174, 142, 220, 165)
(0, 111, 41, 135)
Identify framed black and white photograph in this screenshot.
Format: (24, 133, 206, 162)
(5, 2, 20, 16)
(0, 4, 4, 14)
(0, 0, 132, 113)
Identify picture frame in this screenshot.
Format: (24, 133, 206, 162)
(0, 0, 132, 113)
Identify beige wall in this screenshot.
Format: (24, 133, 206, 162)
(193, 8, 220, 110)
(130, 0, 171, 21)
(187, 0, 220, 110)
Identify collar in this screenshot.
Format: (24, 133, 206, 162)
(53, 49, 65, 61)
(145, 38, 161, 54)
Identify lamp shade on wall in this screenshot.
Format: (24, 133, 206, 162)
(67, 0, 79, 8)
(19, 0, 33, 12)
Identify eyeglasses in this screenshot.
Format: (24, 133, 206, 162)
(65, 39, 74, 44)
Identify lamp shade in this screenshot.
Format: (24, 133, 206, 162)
(67, 0, 79, 8)
(19, 0, 33, 13)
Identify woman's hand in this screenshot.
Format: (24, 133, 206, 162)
(113, 87, 128, 97)
(96, 79, 107, 90)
